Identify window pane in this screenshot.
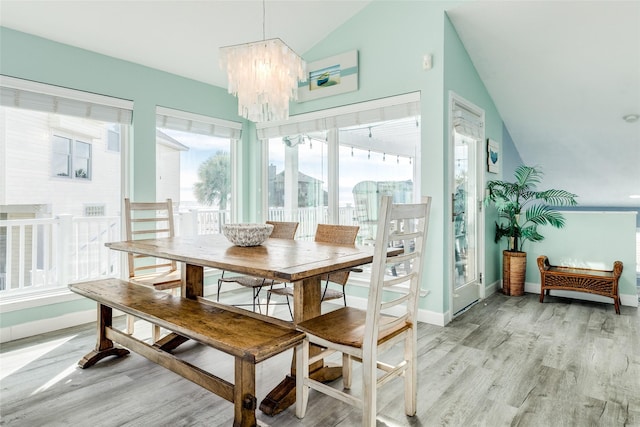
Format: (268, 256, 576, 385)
(2, 104, 124, 290)
(74, 158, 90, 178)
(339, 117, 417, 244)
(266, 115, 418, 243)
(268, 133, 328, 240)
(52, 136, 71, 177)
(75, 140, 90, 157)
(156, 127, 232, 234)
(453, 131, 477, 289)
(52, 153, 70, 177)
(52, 135, 71, 154)
(74, 141, 91, 179)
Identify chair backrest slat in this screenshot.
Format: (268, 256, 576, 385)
(384, 272, 417, 288)
(124, 198, 177, 278)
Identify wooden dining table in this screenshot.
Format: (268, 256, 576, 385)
(106, 233, 387, 416)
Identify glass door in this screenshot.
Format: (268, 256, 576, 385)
(450, 95, 483, 316)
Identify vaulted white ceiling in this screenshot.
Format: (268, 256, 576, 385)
(1, 0, 638, 207)
(447, 1, 640, 208)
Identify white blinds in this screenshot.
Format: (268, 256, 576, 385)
(156, 106, 243, 140)
(0, 76, 133, 124)
(256, 92, 420, 139)
(452, 103, 483, 139)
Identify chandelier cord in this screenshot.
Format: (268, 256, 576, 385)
(262, 0, 266, 41)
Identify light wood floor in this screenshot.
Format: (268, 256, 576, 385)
(1, 292, 639, 426)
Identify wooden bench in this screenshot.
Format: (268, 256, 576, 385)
(69, 278, 305, 427)
(537, 256, 623, 314)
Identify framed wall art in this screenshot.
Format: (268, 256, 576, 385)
(297, 50, 358, 102)
(487, 139, 500, 173)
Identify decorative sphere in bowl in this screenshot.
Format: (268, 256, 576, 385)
(222, 223, 274, 247)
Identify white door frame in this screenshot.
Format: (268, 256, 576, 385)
(448, 91, 486, 319)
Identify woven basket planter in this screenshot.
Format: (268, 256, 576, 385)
(502, 250, 526, 296)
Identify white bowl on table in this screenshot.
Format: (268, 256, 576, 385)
(222, 223, 274, 247)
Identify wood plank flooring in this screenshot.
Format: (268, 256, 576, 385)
(1, 292, 639, 426)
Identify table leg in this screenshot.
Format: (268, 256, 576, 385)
(259, 276, 342, 416)
(147, 263, 204, 353)
(78, 303, 129, 368)
(183, 263, 204, 300)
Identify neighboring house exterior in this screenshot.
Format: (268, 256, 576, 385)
(0, 110, 188, 219)
(0, 109, 187, 289)
(0, 107, 121, 288)
(0, 107, 121, 218)
(156, 129, 189, 205)
(268, 164, 328, 208)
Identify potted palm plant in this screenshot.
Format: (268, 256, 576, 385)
(485, 165, 578, 296)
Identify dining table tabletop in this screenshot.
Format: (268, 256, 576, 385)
(106, 232, 388, 415)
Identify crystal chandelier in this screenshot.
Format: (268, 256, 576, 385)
(219, 2, 306, 123)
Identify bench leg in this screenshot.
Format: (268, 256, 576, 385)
(234, 358, 257, 427)
(78, 303, 129, 369)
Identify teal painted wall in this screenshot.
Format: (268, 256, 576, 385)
(502, 124, 524, 180)
(0, 26, 246, 203)
(0, 299, 95, 328)
(0, 26, 248, 329)
(0, 0, 507, 328)
(443, 13, 505, 309)
(285, 1, 506, 316)
(292, 1, 455, 315)
(524, 211, 637, 298)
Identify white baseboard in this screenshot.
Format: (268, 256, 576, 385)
(336, 295, 447, 327)
(1, 308, 97, 344)
(485, 280, 500, 297)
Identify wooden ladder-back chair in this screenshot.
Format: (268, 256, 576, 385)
(295, 195, 431, 426)
(216, 221, 298, 313)
(266, 224, 360, 317)
(124, 198, 181, 341)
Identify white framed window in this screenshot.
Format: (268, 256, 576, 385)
(155, 106, 243, 233)
(0, 76, 132, 302)
(51, 134, 92, 180)
(258, 93, 421, 243)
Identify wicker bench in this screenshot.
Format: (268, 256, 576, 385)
(537, 256, 623, 314)
(70, 278, 305, 427)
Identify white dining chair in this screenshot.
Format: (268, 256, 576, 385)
(295, 195, 431, 426)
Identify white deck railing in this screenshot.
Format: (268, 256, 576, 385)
(1, 206, 359, 296)
(0, 215, 120, 294)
